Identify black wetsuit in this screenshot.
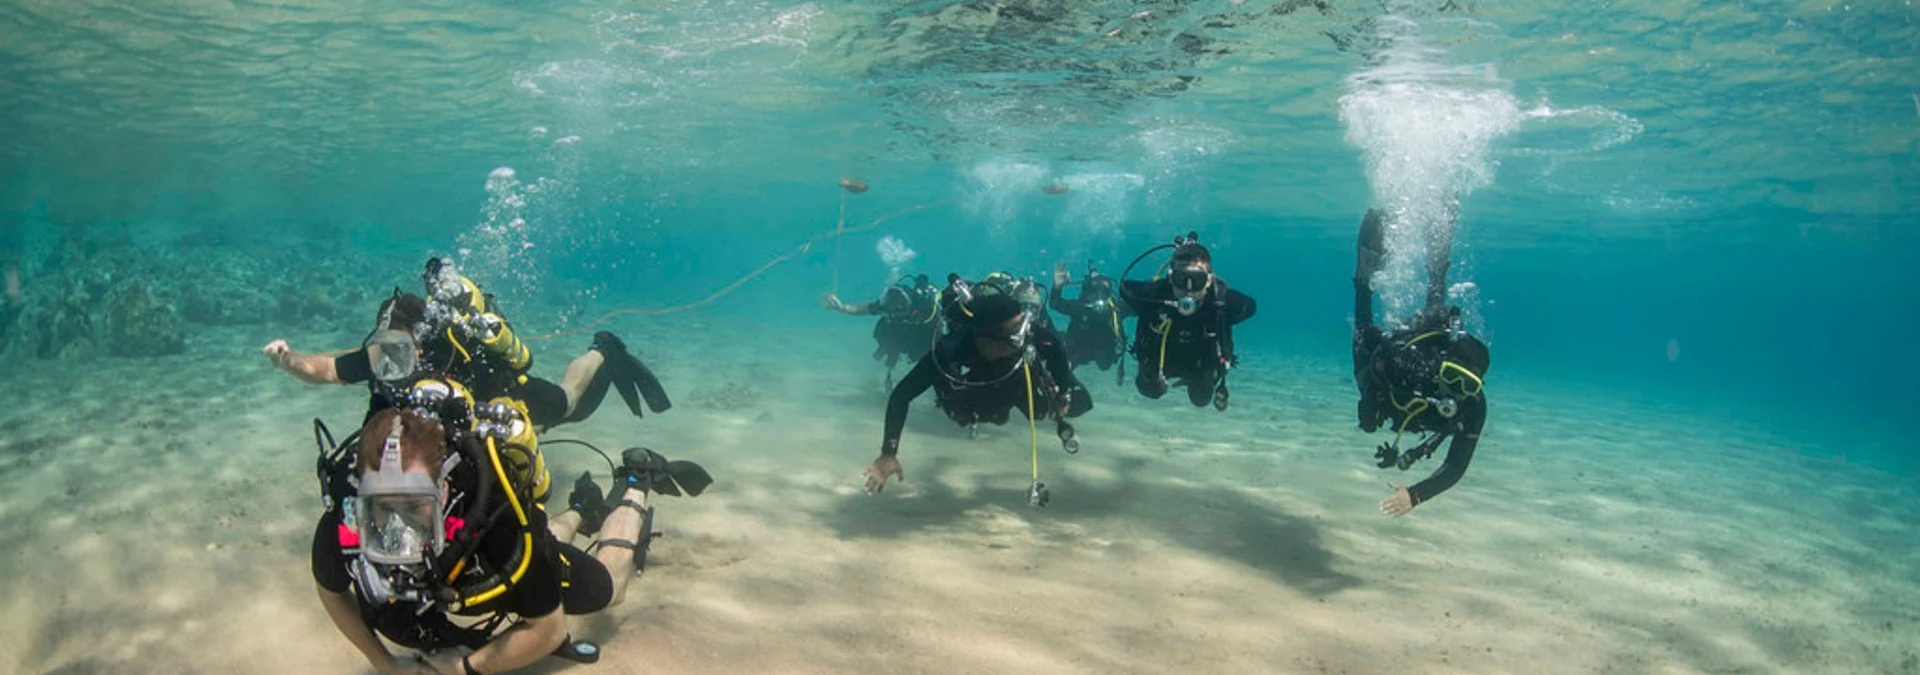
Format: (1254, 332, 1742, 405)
(1121, 279, 1257, 406)
(1353, 279, 1488, 507)
(1048, 284, 1127, 371)
(845, 285, 942, 370)
(311, 503, 612, 651)
(881, 325, 1091, 457)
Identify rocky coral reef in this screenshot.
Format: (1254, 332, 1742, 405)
(0, 223, 397, 360)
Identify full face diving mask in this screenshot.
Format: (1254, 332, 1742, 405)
(355, 424, 446, 566)
(363, 329, 419, 385)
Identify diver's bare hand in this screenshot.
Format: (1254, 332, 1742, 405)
(819, 292, 844, 312)
(864, 456, 904, 494)
(1380, 484, 1415, 517)
(1053, 261, 1070, 287)
(262, 339, 294, 365)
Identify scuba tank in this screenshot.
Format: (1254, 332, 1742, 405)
(423, 258, 533, 372)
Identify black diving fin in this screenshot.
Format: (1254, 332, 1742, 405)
(1357, 207, 1388, 281)
(567, 331, 673, 424)
(618, 446, 712, 498)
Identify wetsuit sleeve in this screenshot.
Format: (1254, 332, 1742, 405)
(1119, 280, 1157, 316)
(881, 356, 938, 456)
(1222, 288, 1256, 326)
(1048, 284, 1086, 320)
(1039, 333, 1092, 417)
(1407, 396, 1486, 506)
(311, 509, 351, 593)
(334, 349, 373, 385)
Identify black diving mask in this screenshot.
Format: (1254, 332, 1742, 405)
(1170, 267, 1210, 316)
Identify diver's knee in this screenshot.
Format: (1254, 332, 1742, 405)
(1136, 375, 1167, 399)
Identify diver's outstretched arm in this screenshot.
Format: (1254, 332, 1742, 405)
(880, 356, 938, 457)
(263, 340, 355, 385)
(316, 585, 413, 674)
(1406, 396, 1486, 507)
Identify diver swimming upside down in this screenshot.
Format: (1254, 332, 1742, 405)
(1351, 207, 1492, 517)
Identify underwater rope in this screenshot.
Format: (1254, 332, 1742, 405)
(525, 200, 949, 342)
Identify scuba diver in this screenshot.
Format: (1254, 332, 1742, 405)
(1117, 233, 1257, 410)
(820, 274, 942, 388)
(1049, 261, 1130, 381)
(938, 271, 1053, 333)
(264, 257, 671, 429)
(1351, 207, 1491, 517)
(310, 389, 711, 675)
(866, 288, 1091, 507)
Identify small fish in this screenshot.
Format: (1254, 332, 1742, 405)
(1043, 184, 1069, 195)
(839, 177, 869, 194)
(4, 265, 18, 304)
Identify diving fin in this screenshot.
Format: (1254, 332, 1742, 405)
(664, 459, 713, 497)
(552, 636, 602, 664)
(1356, 207, 1387, 283)
(595, 331, 672, 415)
(567, 331, 673, 424)
(617, 447, 712, 498)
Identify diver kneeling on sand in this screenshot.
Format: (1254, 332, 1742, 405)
(311, 391, 711, 675)
(1117, 233, 1257, 410)
(1350, 207, 1491, 517)
(864, 288, 1090, 507)
(264, 257, 671, 429)
(821, 273, 942, 389)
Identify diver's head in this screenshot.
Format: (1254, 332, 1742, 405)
(965, 294, 1030, 361)
(914, 274, 932, 290)
(1012, 279, 1043, 309)
(366, 291, 428, 386)
(1168, 243, 1213, 314)
(354, 408, 450, 568)
(1081, 272, 1114, 309)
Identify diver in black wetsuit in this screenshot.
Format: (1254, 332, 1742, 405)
(821, 275, 942, 387)
(1351, 207, 1492, 517)
(971, 271, 1054, 332)
(864, 292, 1091, 498)
(1049, 262, 1129, 378)
(264, 258, 670, 429)
(1119, 234, 1257, 410)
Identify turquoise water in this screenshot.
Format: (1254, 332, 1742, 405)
(7, 0, 1911, 465)
(2, 0, 1918, 672)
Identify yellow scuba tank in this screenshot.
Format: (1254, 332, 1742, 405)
(404, 379, 549, 502)
(433, 269, 533, 373)
(471, 313, 533, 372)
(480, 396, 549, 502)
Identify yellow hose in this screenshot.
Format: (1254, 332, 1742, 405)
(1023, 361, 1038, 482)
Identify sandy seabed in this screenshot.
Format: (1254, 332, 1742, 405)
(1, 317, 1915, 675)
